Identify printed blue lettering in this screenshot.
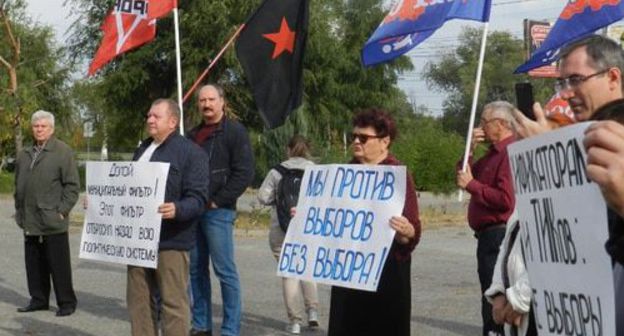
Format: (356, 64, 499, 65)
(304, 207, 317, 234)
(303, 207, 375, 242)
(305, 169, 326, 197)
(313, 247, 375, 285)
(280, 243, 308, 275)
(332, 167, 396, 200)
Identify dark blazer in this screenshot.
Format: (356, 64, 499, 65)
(134, 132, 209, 251)
(187, 117, 254, 209)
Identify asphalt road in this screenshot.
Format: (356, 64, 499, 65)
(0, 197, 482, 336)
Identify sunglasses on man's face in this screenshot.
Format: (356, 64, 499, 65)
(349, 132, 383, 144)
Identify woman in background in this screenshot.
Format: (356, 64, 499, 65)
(257, 135, 319, 335)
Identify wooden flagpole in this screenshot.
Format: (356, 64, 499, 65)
(182, 24, 246, 104)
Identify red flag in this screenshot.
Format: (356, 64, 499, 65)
(148, 0, 177, 19)
(88, 3, 156, 76)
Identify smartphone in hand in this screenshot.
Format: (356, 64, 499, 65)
(515, 82, 535, 120)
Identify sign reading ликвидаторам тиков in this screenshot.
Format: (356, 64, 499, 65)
(278, 164, 406, 292)
(79, 161, 169, 269)
(508, 122, 615, 336)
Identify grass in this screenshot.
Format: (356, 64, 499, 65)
(70, 209, 465, 238)
(232, 204, 467, 235)
(61, 192, 468, 234)
(69, 207, 273, 232)
(419, 207, 467, 230)
(235, 209, 271, 235)
(0, 172, 14, 194)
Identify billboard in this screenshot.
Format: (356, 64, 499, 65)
(524, 19, 559, 78)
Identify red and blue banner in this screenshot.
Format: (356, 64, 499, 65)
(362, 0, 491, 67)
(515, 0, 624, 74)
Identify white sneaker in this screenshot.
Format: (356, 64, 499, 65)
(286, 322, 301, 334)
(307, 309, 319, 328)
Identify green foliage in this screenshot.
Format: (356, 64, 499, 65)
(0, 0, 75, 155)
(65, 0, 416, 185)
(423, 26, 555, 136)
(301, 0, 413, 145)
(78, 164, 86, 190)
(392, 113, 464, 193)
(66, 0, 261, 150)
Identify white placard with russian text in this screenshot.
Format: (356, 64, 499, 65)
(79, 161, 169, 269)
(508, 122, 614, 336)
(277, 164, 406, 292)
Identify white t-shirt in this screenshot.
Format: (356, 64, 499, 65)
(138, 142, 160, 162)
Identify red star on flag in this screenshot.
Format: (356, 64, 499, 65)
(263, 17, 296, 59)
(235, 0, 309, 128)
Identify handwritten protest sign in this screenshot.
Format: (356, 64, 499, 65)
(79, 161, 169, 269)
(508, 123, 615, 336)
(277, 164, 406, 292)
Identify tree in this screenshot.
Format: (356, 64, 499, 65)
(65, 0, 260, 151)
(391, 110, 464, 193)
(423, 26, 554, 135)
(0, 0, 73, 161)
(0, 0, 24, 156)
(300, 0, 413, 144)
(65, 0, 414, 162)
(69, 79, 108, 154)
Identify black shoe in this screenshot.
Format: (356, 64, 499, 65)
(55, 307, 75, 317)
(189, 329, 212, 336)
(17, 304, 49, 313)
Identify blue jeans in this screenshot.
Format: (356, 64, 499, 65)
(190, 209, 241, 336)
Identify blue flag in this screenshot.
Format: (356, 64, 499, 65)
(515, 0, 624, 74)
(362, 0, 492, 67)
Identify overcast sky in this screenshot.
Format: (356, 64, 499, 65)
(25, 0, 565, 114)
(27, 0, 71, 41)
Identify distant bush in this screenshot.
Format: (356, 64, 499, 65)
(0, 171, 15, 194)
(249, 112, 468, 194)
(393, 115, 465, 194)
(78, 165, 86, 190)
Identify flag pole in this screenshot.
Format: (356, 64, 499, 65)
(182, 24, 246, 104)
(173, 3, 185, 134)
(459, 22, 489, 202)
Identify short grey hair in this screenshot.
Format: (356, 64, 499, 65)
(31, 110, 55, 128)
(152, 98, 180, 121)
(483, 101, 517, 132)
(560, 35, 624, 75)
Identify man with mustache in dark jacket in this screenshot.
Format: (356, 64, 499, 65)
(188, 84, 255, 336)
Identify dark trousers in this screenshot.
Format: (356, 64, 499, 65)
(615, 263, 624, 336)
(328, 256, 411, 336)
(24, 232, 77, 309)
(476, 227, 506, 336)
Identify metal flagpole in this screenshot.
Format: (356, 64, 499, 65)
(173, 3, 185, 134)
(459, 21, 489, 202)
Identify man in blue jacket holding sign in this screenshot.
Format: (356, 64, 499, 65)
(126, 98, 209, 336)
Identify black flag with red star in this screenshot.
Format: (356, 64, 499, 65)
(235, 0, 309, 129)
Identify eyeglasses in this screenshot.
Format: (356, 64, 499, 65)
(554, 68, 611, 92)
(480, 118, 502, 126)
(350, 132, 383, 144)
